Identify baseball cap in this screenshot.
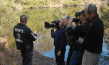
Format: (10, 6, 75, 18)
(75, 10, 85, 17)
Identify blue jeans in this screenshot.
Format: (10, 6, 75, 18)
(66, 45, 73, 65)
(21, 50, 33, 65)
(69, 50, 83, 65)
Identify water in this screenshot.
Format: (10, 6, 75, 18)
(34, 41, 109, 65)
(42, 45, 70, 62)
(99, 42, 109, 65)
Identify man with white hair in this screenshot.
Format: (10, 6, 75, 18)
(79, 4, 104, 65)
(63, 16, 78, 65)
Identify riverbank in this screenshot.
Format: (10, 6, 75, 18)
(0, 37, 56, 65)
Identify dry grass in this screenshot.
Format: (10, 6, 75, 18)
(0, 37, 56, 65)
(0, 37, 22, 65)
(0, 48, 22, 65)
(0, 38, 7, 52)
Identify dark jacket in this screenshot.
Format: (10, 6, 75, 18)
(13, 23, 37, 51)
(82, 14, 104, 54)
(51, 28, 67, 51)
(66, 24, 76, 45)
(66, 22, 88, 52)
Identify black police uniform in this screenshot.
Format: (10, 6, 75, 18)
(13, 23, 37, 65)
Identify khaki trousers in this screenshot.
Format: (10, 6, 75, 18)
(82, 50, 100, 65)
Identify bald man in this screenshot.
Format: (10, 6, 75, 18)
(79, 4, 104, 65)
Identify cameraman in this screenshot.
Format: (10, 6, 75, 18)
(66, 10, 88, 65)
(63, 16, 75, 65)
(51, 18, 67, 65)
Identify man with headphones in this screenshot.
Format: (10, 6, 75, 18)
(79, 4, 104, 65)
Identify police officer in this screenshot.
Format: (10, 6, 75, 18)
(13, 15, 37, 65)
(63, 16, 75, 65)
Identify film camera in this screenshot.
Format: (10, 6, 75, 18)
(45, 20, 60, 29)
(73, 10, 85, 22)
(44, 11, 84, 29)
(73, 10, 85, 23)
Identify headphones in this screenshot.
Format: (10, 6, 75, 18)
(88, 4, 92, 15)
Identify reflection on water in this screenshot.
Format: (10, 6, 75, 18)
(99, 42, 109, 65)
(39, 45, 70, 62)
(34, 42, 109, 64)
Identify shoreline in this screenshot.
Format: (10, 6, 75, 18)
(0, 37, 56, 65)
(13, 4, 87, 10)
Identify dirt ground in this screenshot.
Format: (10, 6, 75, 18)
(33, 50, 56, 65)
(0, 48, 57, 65)
(0, 37, 56, 65)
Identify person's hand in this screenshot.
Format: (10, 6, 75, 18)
(67, 17, 73, 27)
(79, 37, 84, 44)
(69, 17, 73, 23)
(34, 30, 37, 34)
(57, 51, 61, 56)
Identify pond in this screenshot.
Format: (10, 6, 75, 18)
(16, 6, 109, 65)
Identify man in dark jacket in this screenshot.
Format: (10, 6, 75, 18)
(51, 18, 67, 65)
(79, 4, 104, 65)
(63, 16, 75, 65)
(13, 15, 37, 65)
(66, 10, 88, 65)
